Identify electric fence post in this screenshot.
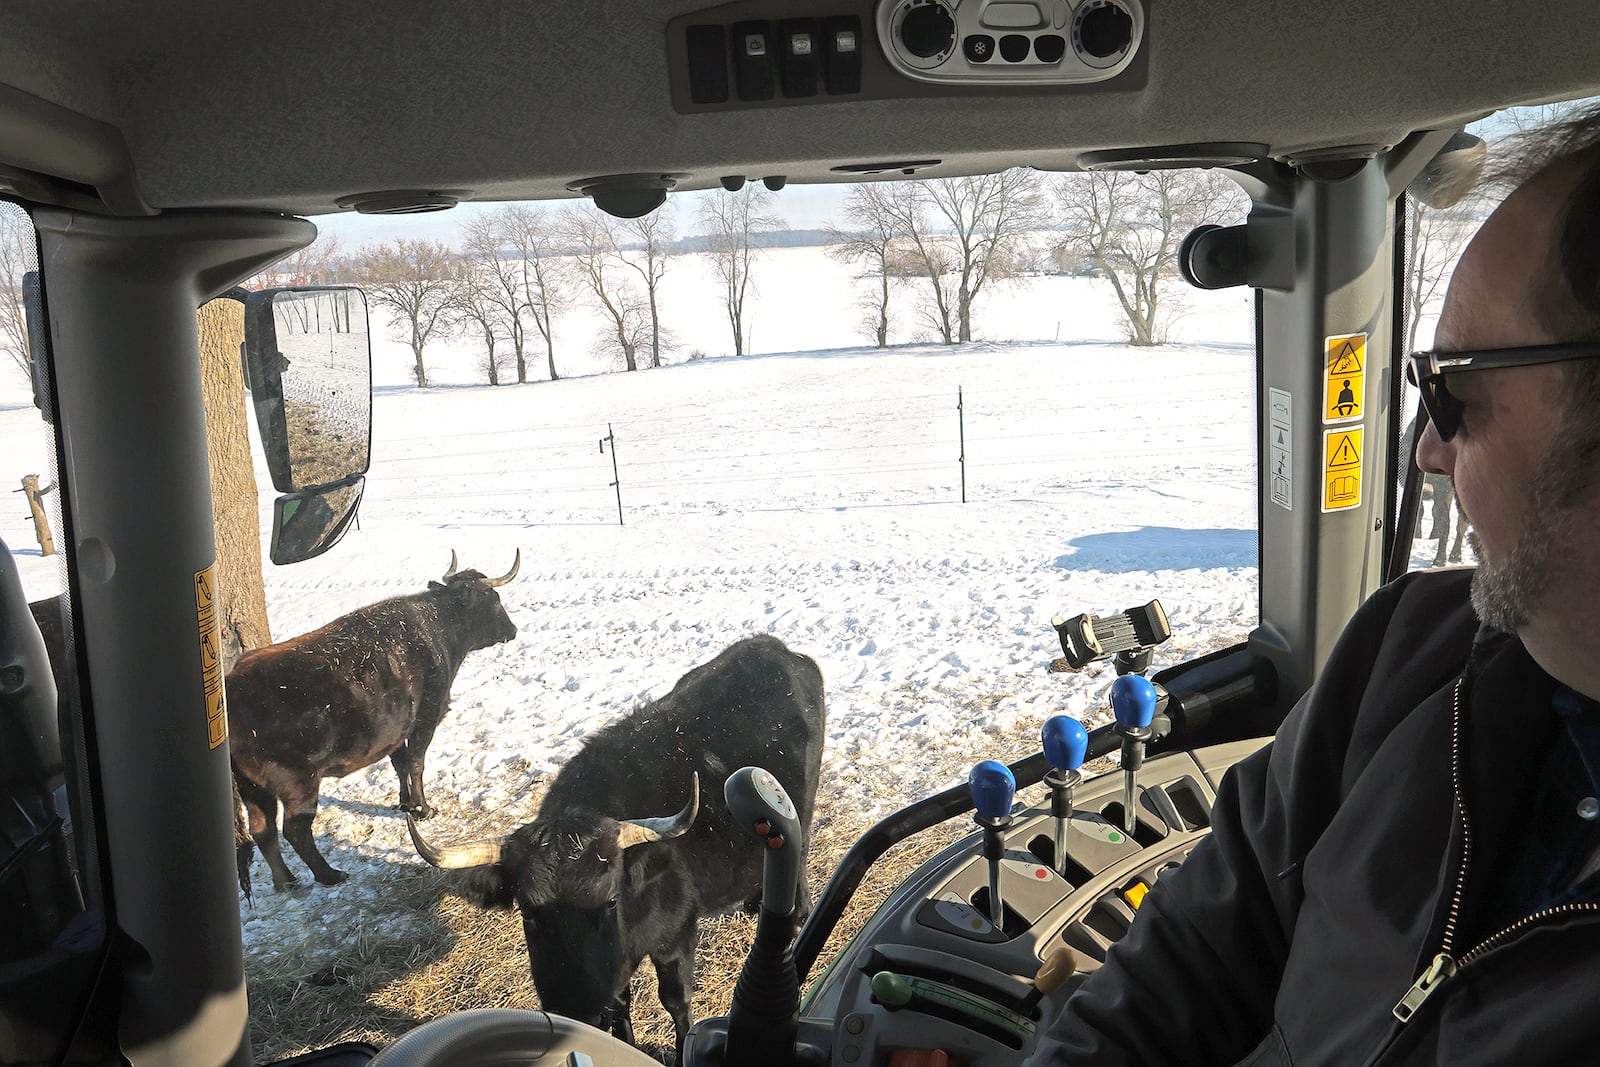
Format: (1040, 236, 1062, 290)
(600, 422, 623, 525)
(958, 386, 967, 503)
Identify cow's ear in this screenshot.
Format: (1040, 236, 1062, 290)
(428, 580, 444, 590)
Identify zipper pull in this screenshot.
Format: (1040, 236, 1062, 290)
(1392, 953, 1457, 1023)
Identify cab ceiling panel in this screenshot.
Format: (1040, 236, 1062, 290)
(0, 0, 1597, 216)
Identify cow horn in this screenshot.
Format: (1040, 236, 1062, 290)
(407, 812, 503, 869)
(443, 551, 460, 580)
(485, 549, 521, 588)
(616, 772, 700, 850)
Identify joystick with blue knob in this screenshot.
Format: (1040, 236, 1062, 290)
(1111, 673, 1159, 835)
(969, 759, 1016, 925)
(1042, 715, 1088, 876)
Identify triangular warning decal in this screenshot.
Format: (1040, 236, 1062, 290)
(1332, 341, 1363, 374)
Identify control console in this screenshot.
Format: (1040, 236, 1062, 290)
(783, 736, 1263, 1067)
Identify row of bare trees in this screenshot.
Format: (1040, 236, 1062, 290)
(319, 187, 780, 388)
(825, 168, 1248, 348)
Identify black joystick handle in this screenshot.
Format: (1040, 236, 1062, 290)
(725, 765, 804, 916)
(721, 767, 804, 1067)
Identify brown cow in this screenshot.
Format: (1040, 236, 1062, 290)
(228, 552, 518, 889)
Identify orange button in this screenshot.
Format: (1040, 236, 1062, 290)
(1122, 881, 1150, 910)
(889, 1050, 949, 1067)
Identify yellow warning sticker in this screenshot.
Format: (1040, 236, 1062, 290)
(1323, 427, 1363, 512)
(195, 564, 228, 749)
(1324, 333, 1366, 424)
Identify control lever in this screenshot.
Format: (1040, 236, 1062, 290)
(1111, 674, 1158, 836)
(1021, 945, 1079, 1014)
(1041, 715, 1088, 877)
(721, 767, 804, 1067)
(969, 760, 1016, 927)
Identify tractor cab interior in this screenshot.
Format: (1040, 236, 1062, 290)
(2, 2, 1600, 1065)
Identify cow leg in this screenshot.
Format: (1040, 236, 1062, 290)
(389, 743, 425, 818)
(1430, 487, 1451, 567)
(393, 717, 441, 819)
(279, 779, 346, 886)
(235, 773, 298, 890)
(1450, 507, 1468, 563)
(608, 981, 635, 1047)
(653, 919, 699, 1063)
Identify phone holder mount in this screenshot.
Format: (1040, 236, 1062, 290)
(1051, 599, 1171, 674)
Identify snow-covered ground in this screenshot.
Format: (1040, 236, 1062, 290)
(4, 241, 1453, 1001)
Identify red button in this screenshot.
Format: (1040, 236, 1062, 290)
(768, 835, 785, 849)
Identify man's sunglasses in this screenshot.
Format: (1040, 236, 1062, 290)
(1406, 343, 1600, 441)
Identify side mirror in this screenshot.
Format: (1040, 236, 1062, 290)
(242, 286, 373, 493)
(269, 473, 365, 566)
(241, 287, 372, 565)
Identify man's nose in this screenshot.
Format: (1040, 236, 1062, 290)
(1414, 415, 1453, 476)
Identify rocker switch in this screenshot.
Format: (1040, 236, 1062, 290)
(780, 19, 820, 97)
(685, 24, 730, 104)
(733, 21, 776, 101)
(823, 15, 863, 94)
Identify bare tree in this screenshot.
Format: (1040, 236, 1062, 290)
(460, 211, 530, 381)
(447, 264, 516, 385)
(826, 184, 902, 348)
(0, 206, 37, 387)
(355, 238, 460, 387)
(928, 171, 1045, 342)
(1403, 199, 1478, 352)
(1053, 169, 1243, 345)
(698, 186, 782, 357)
(243, 232, 348, 290)
(562, 204, 647, 372)
(615, 206, 676, 368)
(505, 204, 572, 381)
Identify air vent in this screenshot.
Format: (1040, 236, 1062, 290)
(877, 0, 1142, 85)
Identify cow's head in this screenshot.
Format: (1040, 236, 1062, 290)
(431, 550, 520, 648)
(407, 774, 700, 1028)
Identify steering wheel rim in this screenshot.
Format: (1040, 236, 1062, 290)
(368, 1008, 663, 1067)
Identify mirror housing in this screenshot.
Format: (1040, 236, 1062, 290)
(268, 473, 365, 565)
(242, 286, 373, 494)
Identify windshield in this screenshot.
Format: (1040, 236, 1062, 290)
(2, 172, 1258, 1058)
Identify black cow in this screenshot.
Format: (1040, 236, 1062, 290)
(229, 552, 519, 890)
(408, 634, 826, 1060)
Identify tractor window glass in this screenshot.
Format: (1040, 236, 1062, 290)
(0, 199, 108, 1064)
(1398, 96, 1600, 574)
(230, 172, 1257, 1059)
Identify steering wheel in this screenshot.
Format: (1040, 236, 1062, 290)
(367, 1008, 664, 1067)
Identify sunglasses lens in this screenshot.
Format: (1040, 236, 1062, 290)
(1422, 378, 1461, 440)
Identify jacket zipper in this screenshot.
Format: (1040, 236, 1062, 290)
(1390, 675, 1600, 1025)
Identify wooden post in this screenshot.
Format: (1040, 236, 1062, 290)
(20, 474, 55, 555)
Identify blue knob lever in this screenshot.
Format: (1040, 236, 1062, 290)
(1111, 674, 1158, 730)
(1042, 715, 1088, 772)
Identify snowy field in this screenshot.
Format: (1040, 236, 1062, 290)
(6, 239, 1456, 1052)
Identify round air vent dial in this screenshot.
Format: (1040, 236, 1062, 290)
(1072, 0, 1134, 67)
(893, 0, 958, 67)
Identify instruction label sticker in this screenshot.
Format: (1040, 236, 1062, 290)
(1324, 334, 1366, 424)
(195, 564, 228, 749)
(1270, 387, 1293, 511)
(1322, 427, 1363, 512)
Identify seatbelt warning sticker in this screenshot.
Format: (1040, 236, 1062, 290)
(1270, 388, 1293, 511)
(1323, 427, 1363, 512)
(195, 564, 228, 749)
(1324, 333, 1366, 424)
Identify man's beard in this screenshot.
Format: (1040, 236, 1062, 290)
(1467, 426, 1589, 632)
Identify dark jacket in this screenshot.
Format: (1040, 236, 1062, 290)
(1029, 568, 1600, 1065)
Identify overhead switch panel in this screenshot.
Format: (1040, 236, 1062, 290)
(879, 0, 1143, 84)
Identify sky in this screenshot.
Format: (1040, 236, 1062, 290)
(0, 241, 1460, 1052)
